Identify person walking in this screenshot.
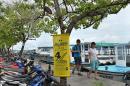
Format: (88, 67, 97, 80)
(88, 42, 99, 80)
(71, 39, 82, 75)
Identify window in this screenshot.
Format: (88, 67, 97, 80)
(110, 46, 115, 55)
(96, 46, 101, 55)
(117, 46, 124, 60)
(126, 45, 130, 55)
(102, 47, 109, 55)
(84, 44, 89, 51)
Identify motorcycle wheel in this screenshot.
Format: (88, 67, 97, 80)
(2, 84, 10, 86)
(50, 82, 58, 86)
(2, 83, 19, 86)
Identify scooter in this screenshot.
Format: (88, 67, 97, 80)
(1, 64, 59, 86)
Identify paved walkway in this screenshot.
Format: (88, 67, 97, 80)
(41, 63, 126, 86)
(68, 73, 125, 86)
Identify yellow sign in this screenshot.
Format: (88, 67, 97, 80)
(53, 34, 70, 77)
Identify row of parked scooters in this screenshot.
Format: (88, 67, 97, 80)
(0, 57, 59, 86)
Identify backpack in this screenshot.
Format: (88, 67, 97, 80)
(72, 52, 75, 57)
(71, 45, 78, 57)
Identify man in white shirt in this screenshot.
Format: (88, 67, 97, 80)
(88, 42, 99, 80)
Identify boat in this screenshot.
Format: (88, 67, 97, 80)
(96, 43, 130, 86)
(76, 42, 118, 64)
(37, 42, 118, 65)
(79, 42, 130, 85)
(36, 47, 53, 63)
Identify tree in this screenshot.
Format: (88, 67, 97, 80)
(0, 1, 54, 57)
(0, 1, 18, 56)
(30, 0, 130, 86)
(6, 2, 43, 57)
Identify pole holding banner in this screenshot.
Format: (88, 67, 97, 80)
(53, 34, 70, 77)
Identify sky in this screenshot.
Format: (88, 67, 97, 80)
(6, 3, 130, 50)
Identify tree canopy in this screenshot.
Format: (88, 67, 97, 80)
(0, 0, 130, 50)
(0, 0, 130, 47)
(0, 0, 55, 48)
(31, 0, 130, 34)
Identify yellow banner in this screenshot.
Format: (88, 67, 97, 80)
(53, 34, 70, 77)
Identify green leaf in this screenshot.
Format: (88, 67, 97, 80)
(93, 21, 100, 29)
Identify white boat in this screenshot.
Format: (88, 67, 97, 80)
(36, 47, 51, 56)
(78, 42, 118, 64)
(96, 43, 130, 86)
(36, 42, 118, 64)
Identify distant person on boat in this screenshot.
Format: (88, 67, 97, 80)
(88, 42, 99, 79)
(71, 39, 82, 75)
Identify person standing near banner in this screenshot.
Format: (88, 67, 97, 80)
(88, 42, 99, 80)
(71, 39, 82, 75)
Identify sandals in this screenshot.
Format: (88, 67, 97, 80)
(95, 77, 99, 80)
(87, 76, 90, 79)
(78, 73, 83, 76)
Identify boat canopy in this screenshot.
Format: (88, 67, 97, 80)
(96, 42, 118, 47)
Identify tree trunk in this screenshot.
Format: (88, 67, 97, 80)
(60, 31, 67, 86)
(0, 49, 4, 57)
(60, 77, 67, 86)
(53, 0, 68, 85)
(19, 41, 26, 58)
(7, 48, 10, 60)
(7, 47, 11, 56)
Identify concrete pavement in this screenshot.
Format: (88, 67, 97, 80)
(41, 63, 126, 86)
(68, 73, 125, 86)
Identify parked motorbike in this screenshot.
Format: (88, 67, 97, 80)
(1, 64, 59, 86)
